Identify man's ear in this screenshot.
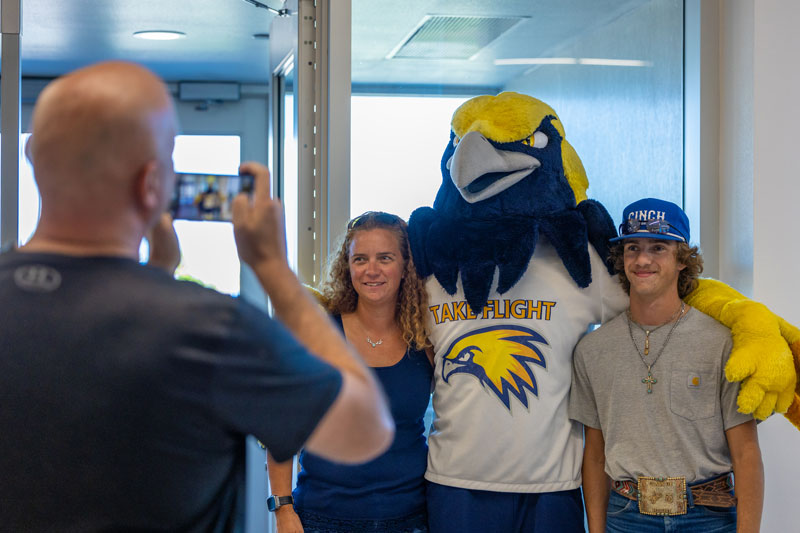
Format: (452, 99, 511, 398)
(133, 160, 161, 213)
(676, 247, 688, 271)
(24, 135, 33, 164)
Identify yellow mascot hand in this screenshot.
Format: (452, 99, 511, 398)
(686, 279, 799, 427)
(776, 315, 800, 429)
(718, 300, 795, 418)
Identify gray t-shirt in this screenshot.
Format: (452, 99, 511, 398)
(568, 307, 752, 483)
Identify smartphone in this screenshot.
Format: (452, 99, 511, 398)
(169, 172, 254, 222)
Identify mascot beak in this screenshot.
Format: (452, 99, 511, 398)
(447, 131, 540, 204)
(442, 348, 479, 383)
(442, 358, 463, 382)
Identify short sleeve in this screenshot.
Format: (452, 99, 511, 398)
(588, 246, 629, 326)
(600, 272, 629, 324)
(209, 300, 343, 462)
(568, 340, 601, 429)
(718, 337, 753, 430)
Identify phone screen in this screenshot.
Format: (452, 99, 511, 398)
(169, 173, 254, 221)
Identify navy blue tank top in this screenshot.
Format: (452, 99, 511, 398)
(293, 315, 432, 519)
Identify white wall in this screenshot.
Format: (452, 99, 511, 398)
(752, 2, 800, 529)
(718, 0, 753, 294)
(720, 1, 800, 530)
(503, 0, 684, 230)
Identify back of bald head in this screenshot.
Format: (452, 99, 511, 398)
(29, 61, 177, 212)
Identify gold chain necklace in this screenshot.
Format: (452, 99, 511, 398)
(626, 302, 686, 393)
(628, 302, 685, 356)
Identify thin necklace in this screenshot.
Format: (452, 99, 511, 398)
(629, 302, 685, 356)
(353, 316, 385, 349)
(627, 302, 686, 393)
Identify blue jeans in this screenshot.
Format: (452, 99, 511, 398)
(606, 490, 736, 532)
(296, 508, 428, 533)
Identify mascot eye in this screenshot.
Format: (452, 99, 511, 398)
(457, 351, 471, 362)
(532, 131, 548, 149)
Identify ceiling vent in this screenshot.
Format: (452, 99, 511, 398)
(386, 15, 527, 60)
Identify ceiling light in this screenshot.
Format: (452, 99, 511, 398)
(133, 31, 186, 41)
(494, 57, 652, 67)
(494, 58, 578, 66)
(578, 58, 652, 67)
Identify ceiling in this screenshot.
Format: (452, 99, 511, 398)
(352, 0, 651, 90)
(18, 0, 276, 83)
(13, 0, 652, 87)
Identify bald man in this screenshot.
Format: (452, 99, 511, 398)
(0, 61, 393, 531)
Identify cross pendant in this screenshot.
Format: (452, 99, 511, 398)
(642, 370, 657, 394)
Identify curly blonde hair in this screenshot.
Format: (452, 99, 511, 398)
(319, 212, 430, 349)
(609, 240, 704, 299)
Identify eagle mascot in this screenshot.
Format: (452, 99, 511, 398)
(408, 92, 799, 530)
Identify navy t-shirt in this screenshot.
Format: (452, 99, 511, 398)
(293, 314, 433, 520)
(0, 252, 342, 532)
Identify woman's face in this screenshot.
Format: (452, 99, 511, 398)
(348, 227, 405, 307)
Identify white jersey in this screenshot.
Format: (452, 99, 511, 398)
(425, 237, 628, 492)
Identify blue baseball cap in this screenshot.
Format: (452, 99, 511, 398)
(610, 198, 690, 243)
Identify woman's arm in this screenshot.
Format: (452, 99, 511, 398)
(725, 420, 763, 532)
(266, 452, 303, 533)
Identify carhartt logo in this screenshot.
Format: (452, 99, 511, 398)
(687, 374, 701, 388)
(14, 265, 62, 293)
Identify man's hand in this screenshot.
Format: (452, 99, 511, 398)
(231, 161, 288, 274)
(146, 213, 180, 274)
(275, 506, 304, 533)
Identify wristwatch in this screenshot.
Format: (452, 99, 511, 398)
(267, 495, 294, 512)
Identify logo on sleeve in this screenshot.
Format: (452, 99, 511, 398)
(441, 325, 548, 410)
(14, 265, 62, 293)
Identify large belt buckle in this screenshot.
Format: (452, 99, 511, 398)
(637, 476, 687, 516)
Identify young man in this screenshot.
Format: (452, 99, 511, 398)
(0, 61, 393, 531)
(568, 198, 764, 532)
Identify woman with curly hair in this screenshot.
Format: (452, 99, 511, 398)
(267, 211, 433, 533)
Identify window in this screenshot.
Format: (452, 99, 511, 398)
(350, 95, 468, 221)
(18, 133, 244, 295)
(350, 0, 684, 226)
(19, 133, 37, 245)
(170, 135, 242, 295)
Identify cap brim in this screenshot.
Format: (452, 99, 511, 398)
(610, 232, 686, 243)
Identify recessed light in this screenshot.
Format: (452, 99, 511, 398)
(133, 30, 186, 41)
(494, 58, 577, 66)
(494, 57, 652, 68)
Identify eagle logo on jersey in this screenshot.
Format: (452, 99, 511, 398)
(441, 325, 548, 409)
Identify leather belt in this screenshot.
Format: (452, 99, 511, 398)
(612, 473, 736, 511)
